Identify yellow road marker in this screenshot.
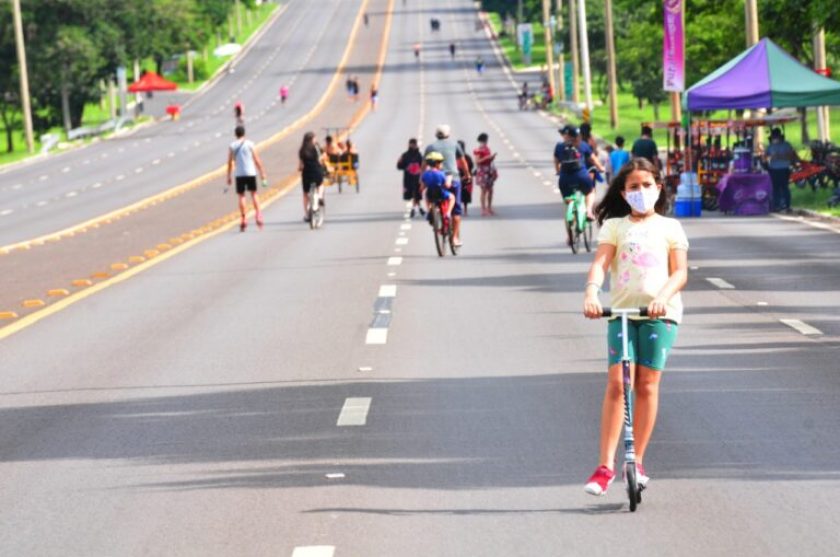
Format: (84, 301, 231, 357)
(128, 256, 146, 264)
(91, 272, 110, 279)
(110, 263, 129, 271)
(47, 289, 70, 297)
(71, 279, 93, 287)
(22, 300, 45, 308)
(0, 311, 18, 320)
(156, 243, 172, 251)
(144, 250, 159, 258)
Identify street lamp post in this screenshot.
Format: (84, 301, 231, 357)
(11, 0, 35, 153)
(577, 0, 594, 117)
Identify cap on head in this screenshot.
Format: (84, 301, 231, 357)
(435, 124, 451, 139)
(425, 151, 444, 163)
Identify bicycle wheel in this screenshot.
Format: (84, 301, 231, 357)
(564, 219, 576, 254)
(571, 213, 582, 254)
(448, 225, 459, 256)
(583, 219, 593, 252)
(625, 462, 638, 512)
(432, 208, 445, 257)
(355, 174, 360, 193)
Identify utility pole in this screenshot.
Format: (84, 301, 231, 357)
(556, 0, 565, 102)
(12, 0, 34, 153)
(568, 0, 580, 104)
(577, 0, 594, 117)
(604, 0, 618, 128)
(542, 0, 555, 108)
(745, 0, 759, 46)
(813, 26, 830, 142)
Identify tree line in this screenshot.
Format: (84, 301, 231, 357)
(483, 0, 839, 117)
(0, 0, 257, 152)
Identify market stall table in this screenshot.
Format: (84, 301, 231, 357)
(716, 173, 771, 215)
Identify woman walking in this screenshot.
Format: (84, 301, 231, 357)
(473, 133, 498, 215)
(298, 132, 326, 222)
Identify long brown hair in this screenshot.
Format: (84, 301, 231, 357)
(594, 158, 667, 225)
(299, 131, 316, 160)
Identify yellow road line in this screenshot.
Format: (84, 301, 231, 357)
(0, 0, 395, 342)
(0, 0, 372, 257)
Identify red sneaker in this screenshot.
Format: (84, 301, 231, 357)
(584, 465, 615, 496)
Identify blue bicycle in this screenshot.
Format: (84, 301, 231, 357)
(602, 306, 649, 512)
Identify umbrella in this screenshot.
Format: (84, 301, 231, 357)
(213, 43, 242, 57)
(127, 71, 178, 93)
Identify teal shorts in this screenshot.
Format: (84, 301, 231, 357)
(607, 319, 679, 371)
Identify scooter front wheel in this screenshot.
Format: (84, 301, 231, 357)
(625, 463, 639, 512)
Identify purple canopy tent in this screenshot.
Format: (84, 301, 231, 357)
(685, 38, 840, 111)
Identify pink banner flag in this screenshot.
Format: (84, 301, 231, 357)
(663, 0, 685, 92)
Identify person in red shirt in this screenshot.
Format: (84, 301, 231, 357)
(473, 133, 498, 215)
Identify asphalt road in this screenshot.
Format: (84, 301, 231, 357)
(1, 0, 839, 555)
(0, 0, 361, 246)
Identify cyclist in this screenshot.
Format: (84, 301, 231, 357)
(279, 85, 289, 104)
(298, 131, 325, 222)
(227, 125, 267, 231)
(234, 101, 244, 126)
(421, 151, 453, 222)
(425, 124, 469, 247)
(555, 125, 597, 224)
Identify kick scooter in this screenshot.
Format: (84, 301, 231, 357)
(602, 307, 648, 512)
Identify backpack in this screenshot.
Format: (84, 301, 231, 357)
(559, 142, 582, 172)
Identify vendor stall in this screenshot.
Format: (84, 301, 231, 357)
(683, 38, 840, 215)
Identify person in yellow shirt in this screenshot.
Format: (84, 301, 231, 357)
(581, 157, 689, 496)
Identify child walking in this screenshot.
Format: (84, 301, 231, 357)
(582, 157, 689, 496)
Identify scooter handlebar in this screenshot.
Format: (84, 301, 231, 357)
(601, 307, 649, 318)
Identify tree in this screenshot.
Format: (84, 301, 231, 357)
(0, 1, 21, 152)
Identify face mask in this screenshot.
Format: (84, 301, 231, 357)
(624, 187, 660, 214)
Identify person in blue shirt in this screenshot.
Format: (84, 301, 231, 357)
(554, 126, 601, 220)
(421, 151, 453, 221)
(609, 136, 631, 181)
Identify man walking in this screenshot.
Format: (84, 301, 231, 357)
(227, 125, 268, 232)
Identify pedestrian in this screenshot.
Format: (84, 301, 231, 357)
(763, 127, 799, 213)
(370, 83, 379, 111)
(609, 136, 631, 180)
(234, 101, 244, 126)
(279, 85, 289, 105)
(457, 140, 475, 215)
(397, 138, 425, 218)
(582, 157, 689, 497)
(346, 76, 354, 99)
(351, 76, 360, 102)
(475, 56, 485, 75)
(631, 125, 660, 169)
(473, 132, 498, 215)
(227, 125, 267, 232)
(414, 43, 421, 61)
(424, 124, 470, 247)
(363, 12, 369, 27)
(449, 42, 456, 58)
(298, 131, 326, 222)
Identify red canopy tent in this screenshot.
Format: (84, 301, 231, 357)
(128, 71, 178, 93)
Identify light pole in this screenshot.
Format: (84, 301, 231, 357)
(12, 0, 35, 153)
(604, 0, 618, 128)
(577, 0, 593, 117)
(568, 0, 580, 104)
(542, 0, 555, 108)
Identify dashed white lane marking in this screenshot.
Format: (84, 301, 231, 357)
(325, 473, 345, 479)
(0, 209, 13, 216)
(387, 272, 396, 277)
(400, 223, 412, 230)
(706, 277, 735, 289)
(378, 284, 397, 297)
(776, 214, 840, 235)
(543, 180, 552, 186)
(39, 175, 48, 181)
(780, 319, 823, 336)
(336, 397, 372, 426)
(65, 191, 78, 198)
(387, 256, 403, 266)
(757, 301, 769, 306)
(365, 328, 388, 345)
(116, 174, 125, 181)
(62, 167, 70, 173)
(36, 201, 47, 206)
(292, 547, 335, 557)
(135, 167, 144, 174)
(11, 184, 22, 190)
(92, 182, 102, 189)
(395, 237, 409, 245)
(152, 159, 161, 165)
(394, 248, 402, 252)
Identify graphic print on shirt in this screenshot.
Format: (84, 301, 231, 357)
(617, 226, 662, 287)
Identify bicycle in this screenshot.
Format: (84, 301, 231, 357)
(429, 199, 458, 256)
(601, 306, 649, 512)
(564, 189, 592, 254)
(307, 183, 325, 229)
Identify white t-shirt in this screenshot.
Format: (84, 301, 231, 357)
(230, 139, 257, 177)
(597, 214, 689, 323)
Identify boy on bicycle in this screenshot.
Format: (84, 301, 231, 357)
(421, 152, 453, 221)
(555, 125, 597, 221)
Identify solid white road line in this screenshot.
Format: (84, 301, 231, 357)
(366, 328, 388, 345)
(292, 547, 335, 557)
(780, 319, 823, 336)
(387, 256, 403, 266)
(706, 277, 735, 289)
(378, 284, 397, 297)
(336, 397, 372, 426)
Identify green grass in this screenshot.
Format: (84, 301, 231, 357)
(0, 4, 277, 168)
(791, 184, 840, 217)
(486, 12, 547, 70)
